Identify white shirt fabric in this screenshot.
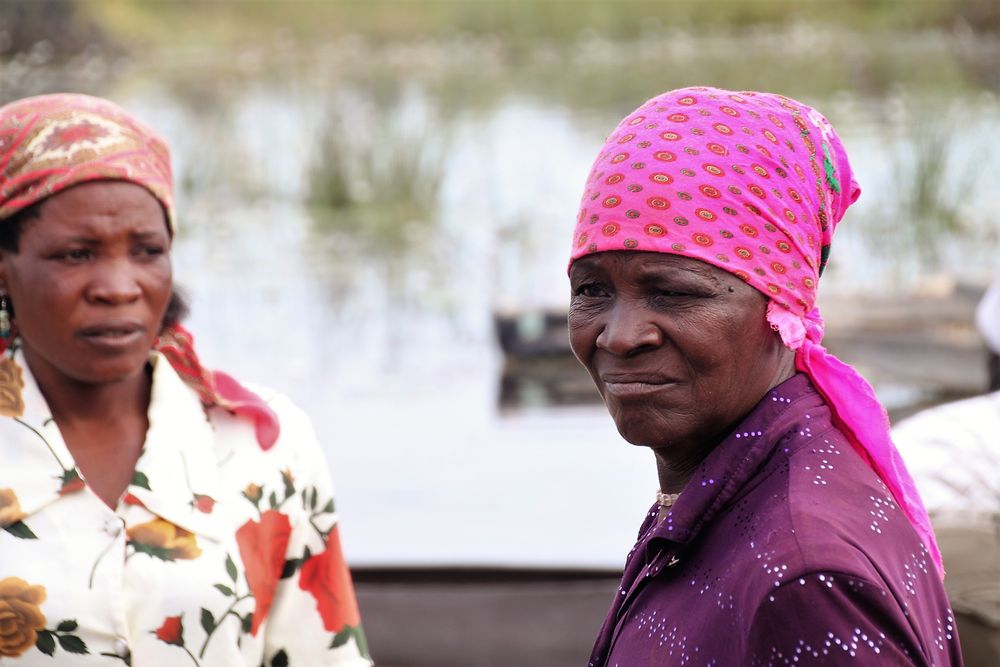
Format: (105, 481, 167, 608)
(0, 351, 371, 666)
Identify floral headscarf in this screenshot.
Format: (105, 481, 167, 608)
(571, 86, 942, 575)
(0, 93, 278, 449)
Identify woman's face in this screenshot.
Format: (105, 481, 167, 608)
(0, 181, 172, 386)
(568, 251, 792, 455)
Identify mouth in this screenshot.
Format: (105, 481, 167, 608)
(78, 322, 146, 347)
(601, 375, 679, 398)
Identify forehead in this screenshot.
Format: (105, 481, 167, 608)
(572, 251, 732, 281)
(28, 181, 168, 238)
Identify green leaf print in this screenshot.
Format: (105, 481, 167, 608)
(214, 583, 234, 597)
(132, 471, 151, 491)
(270, 649, 289, 667)
(200, 608, 216, 635)
(57, 634, 88, 654)
(3, 520, 37, 539)
(35, 630, 56, 656)
(329, 629, 351, 649)
(226, 554, 238, 582)
(37, 622, 89, 657)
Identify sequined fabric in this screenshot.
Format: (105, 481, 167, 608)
(589, 375, 963, 666)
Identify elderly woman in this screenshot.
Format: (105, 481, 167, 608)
(0, 95, 370, 665)
(570, 88, 963, 665)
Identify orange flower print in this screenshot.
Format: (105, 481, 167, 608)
(0, 356, 25, 417)
(127, 518, 202, 560)
(0, 577, 46, 658)
(299, 527, 362, 633)
(0, 488, 26, 527)
(236, 510, 292, 636)
(243, 483, 263, 504)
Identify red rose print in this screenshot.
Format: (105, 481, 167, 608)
(154, 615, 184, 646)
(193, 494, 215, 514)
(236, 510, 292, 636)
(122, 493, 145, 507)
(298, 527, 361, 633)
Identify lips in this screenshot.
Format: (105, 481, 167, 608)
(601, 374, 679, 398)
(78, 321, 146, 347)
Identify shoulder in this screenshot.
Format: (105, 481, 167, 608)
(730, 422, 938, 598)
(201, 379, 330, 489)
(747, 567, 956, 665)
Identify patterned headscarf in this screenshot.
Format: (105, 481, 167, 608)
(0, 93, 278, 449)
(571, 86, 942, 575)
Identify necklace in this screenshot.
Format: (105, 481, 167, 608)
(655, 490, 681, 508)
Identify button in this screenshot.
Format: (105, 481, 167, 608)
(113, 638, 130, 658)
(104, 517, 123, 537)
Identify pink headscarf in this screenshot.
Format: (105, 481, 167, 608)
(0, 93, 279, 450)
(571, 86, 943, 576)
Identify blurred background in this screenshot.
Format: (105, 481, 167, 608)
(3, 1, 999, 664)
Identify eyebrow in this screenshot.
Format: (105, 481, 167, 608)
(47, 230, 168, 246)
(633, 262, 723, 287)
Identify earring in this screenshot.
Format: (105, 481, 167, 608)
(0, 294, 10, 339)
(0, 293, 23, 417)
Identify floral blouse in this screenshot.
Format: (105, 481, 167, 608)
(0, 352, 372, 666)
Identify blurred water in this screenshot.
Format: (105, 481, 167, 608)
(1, 50, 992, 565)
(107, 82, 996, 568)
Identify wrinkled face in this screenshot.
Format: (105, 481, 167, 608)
(0, 181, 172, 387)
(568, 251, 790, 456)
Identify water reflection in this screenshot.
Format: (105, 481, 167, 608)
(3, 25, 999, 565)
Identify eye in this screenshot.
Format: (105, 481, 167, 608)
(655, 288, 690, 298)
(573, 282, 611, 299)
(56, 248, 93, 263)
(134, 243, 167, 259)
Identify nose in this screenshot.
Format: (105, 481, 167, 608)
(86, 259, 143, 305)
(596, 300, 663, 356)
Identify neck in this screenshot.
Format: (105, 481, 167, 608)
(23, 350, 152, 428)
(653, 445, 708, 496)
(653, 356, 797, 496)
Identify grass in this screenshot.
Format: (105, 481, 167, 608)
(306, 93, 448, 259)
(71, 0, 997, 56)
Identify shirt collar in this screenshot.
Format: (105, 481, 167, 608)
(648, 373, 822, 550)
(0, 351, 226, 542)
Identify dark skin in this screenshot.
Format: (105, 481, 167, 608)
(0, 181, 173, 508)
(568, 251, 795, 496)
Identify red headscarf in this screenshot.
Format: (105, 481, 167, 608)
(0, 93, 279, 449)
(571, 87, 942, 575)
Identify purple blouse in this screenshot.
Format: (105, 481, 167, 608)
(590, 374, 963, 666)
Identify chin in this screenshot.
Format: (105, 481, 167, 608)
(70, 357, 151, 386)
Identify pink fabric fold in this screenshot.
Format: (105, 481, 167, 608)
(571, 86, 943, 576)
(767, 304, 943, 572)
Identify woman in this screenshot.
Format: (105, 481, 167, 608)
(569, 87, 963, 665)
(0, 94, 370, 665)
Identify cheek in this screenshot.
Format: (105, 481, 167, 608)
(142, 262, 173, 309)
(567, 313, 598, 367)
